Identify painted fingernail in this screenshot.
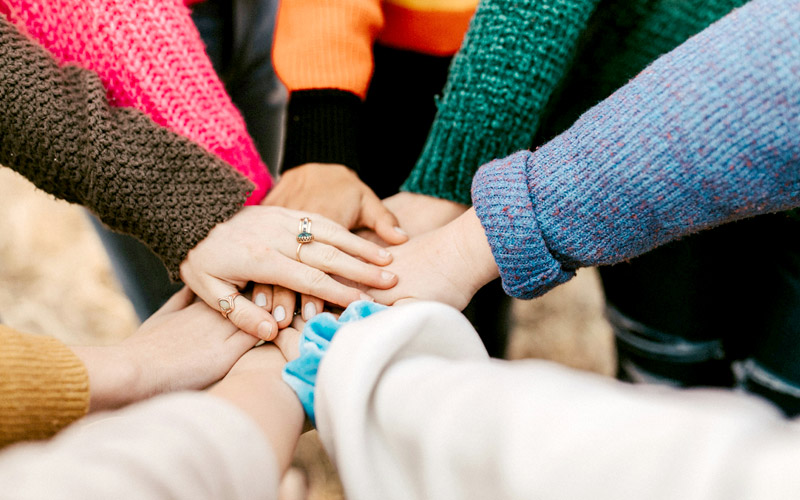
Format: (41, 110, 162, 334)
(303, 302, 317, 320)
(254, 292, 267, 308)
(273, 305, 286, 323)
(394, 226, 408, 236)
(360, 293, 375, 302)
(379, 248, 392, 259)
(381, 271, 396, 281)
(257, 321, 273, 340)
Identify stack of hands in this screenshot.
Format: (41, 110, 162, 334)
(87, 162, 499, 413)
(179, 162, 498, 342)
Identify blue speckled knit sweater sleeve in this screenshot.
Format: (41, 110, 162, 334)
(472, 0, 800, 299)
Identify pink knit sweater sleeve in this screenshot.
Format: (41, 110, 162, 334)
(1, 0, 272, 203)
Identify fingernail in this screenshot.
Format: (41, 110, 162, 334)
(379, 248, 392, 259)
(394, 226, 407, 236)
(254, 292, 267, 308)
(273, 305, 286, 323)
(360, 293, 375, 302)
(303, 302, 317, 320)
(381, 271, 396, 281)
(257, 321, 273, 340)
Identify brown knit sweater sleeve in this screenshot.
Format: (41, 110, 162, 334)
(0, 16, 254, 280)
(0, 326, 89, 448)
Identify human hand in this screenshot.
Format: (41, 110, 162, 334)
(250, 283, 322, 332)
(263, 163, 409, 245)
(257, 165, 409, 328)
(366, 208, 500, 310)
(74, 288, 257, 412)
(273, 316, 305, 362)
(179, 206, 398, 341)
(382, 191, 468, 237)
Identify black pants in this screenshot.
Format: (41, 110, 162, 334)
(606, 213, 800, 416)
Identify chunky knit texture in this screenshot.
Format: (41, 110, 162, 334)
(472, 0, 800, 299)
(0, 0, 272, 203)
(404, 0, 746, 204)
(0, 326, 89, 448)
(0, 16, 254, 279)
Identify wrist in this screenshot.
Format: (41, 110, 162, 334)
(72, 345, 141, 412)
(446, 208, 500, 296)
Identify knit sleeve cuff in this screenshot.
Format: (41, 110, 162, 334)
(0, 327, 89, 447)
(471, 151, 574, 299)
(401, 122, 480, 206)
(83, 109, 254, 282)
(281, 89, 363, 173)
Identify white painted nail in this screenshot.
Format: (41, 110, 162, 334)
(381, 271, 396, 281)
(360, 293, 375, 302)
(303, 302, 317, 320)
(254, 292, 267, 308)
(394, 226, 408, 236)
(379, 248, 392, 258)
(257, 321, 273, 341)
(273, 305, 286, 323)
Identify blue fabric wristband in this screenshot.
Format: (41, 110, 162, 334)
(282, 300, 388, 425)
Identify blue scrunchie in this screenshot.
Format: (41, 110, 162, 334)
(282, 300, 387, 425)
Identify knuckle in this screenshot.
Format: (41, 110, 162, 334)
(304, 267, 329, 290)
(228, 303, 258, 330)
(319, 245, 339, 267)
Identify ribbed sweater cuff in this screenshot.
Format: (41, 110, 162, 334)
(281, 89, 362, 173)
(402, 125, 490, 206)
(0, 328, 89, 448)
(471, 151, 574, 299)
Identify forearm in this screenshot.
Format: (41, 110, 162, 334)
(316, 302, 800, 500)
(472, 0, 800, 298)
(403, 0, 601, 204)
(0, 17, 252, 278)
(0, 393, 281, 499)
(209, 346, 304, 473)
(2, 0, 271, 201)
(274, 0, 382, 172)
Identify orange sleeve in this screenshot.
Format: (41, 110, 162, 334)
(273, 0, 384, 99)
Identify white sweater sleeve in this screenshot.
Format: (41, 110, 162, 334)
(315, 301, 800, 500)
(0, 392, 278, 500)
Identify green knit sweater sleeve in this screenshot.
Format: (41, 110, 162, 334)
(0, 17, 253, 280)
(402, 0, 601, 205)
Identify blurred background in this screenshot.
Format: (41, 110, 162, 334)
(0, 167, 614, 499)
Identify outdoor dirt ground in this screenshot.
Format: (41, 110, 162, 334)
(0, 168, 615, 499)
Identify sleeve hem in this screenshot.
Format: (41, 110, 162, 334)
(281, 89, 363, 173)
(471, 151, 574, 298)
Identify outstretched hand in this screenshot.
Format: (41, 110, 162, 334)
(75, 288, 258, 412)
(179, 206, 398, 340)
(366, 208, 500, 310)
(264, 163, 409, 245)
(382, 191, 468, 237)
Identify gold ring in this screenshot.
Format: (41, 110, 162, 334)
(218, 292, 241, 319)
(296, 242, 305, 262)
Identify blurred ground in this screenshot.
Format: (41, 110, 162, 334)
(0, 168, 614, 499)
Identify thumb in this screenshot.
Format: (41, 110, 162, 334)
(360, 194, 408, 245)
